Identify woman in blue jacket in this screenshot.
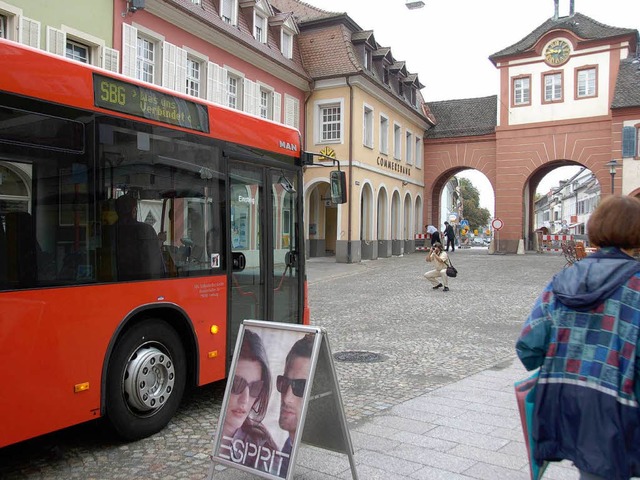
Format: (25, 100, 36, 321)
(516, 195, 640, 480)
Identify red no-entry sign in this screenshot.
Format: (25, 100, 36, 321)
(491, 218, 504, 231)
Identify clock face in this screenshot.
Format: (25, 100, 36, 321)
(545, 39, 571, 66)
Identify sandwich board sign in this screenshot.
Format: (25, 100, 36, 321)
(209, 320, 358, 479)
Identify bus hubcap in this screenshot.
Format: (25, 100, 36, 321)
(124, 345, 175, 412)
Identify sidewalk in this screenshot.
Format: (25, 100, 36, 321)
(287, 359, 580, 480)
(215, 357, 581, 480)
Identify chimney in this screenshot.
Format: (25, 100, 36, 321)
(570, 0, 575, 15)
(553, 0, 559, 20)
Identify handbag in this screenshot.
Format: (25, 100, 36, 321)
(514, 370, 549, 480)
(445, 258, 457, 277)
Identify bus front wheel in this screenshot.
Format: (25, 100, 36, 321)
(106, 319, 186, 440)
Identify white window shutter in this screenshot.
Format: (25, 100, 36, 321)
(122, 23, 137, 78)
(103, 47, 119, 73)
(175, 47, 187, 94)
(46, 26, 65, 56)
(162, 41, 177, 90)
(285, 95, 297, 127)
(208, 62, 225, 105)
(19, 17, 40, 49)
(220, 67, 229, 106)
(206, 61, 216, 102)
(273, 92, 282, 123)
(292, 97, 300, 129)
(243, 78, 257, 115)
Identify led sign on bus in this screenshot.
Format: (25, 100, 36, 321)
(93, 74, 209, 133)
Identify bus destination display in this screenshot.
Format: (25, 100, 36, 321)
(93, 74, 209, 133)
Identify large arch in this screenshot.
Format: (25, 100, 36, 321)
(424, 122, 620, 252)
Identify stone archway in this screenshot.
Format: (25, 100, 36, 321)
(377, 187, 390, 257)
(360, 182, 375, 259)
(424, 124, 620, 252)
(390, 190, 402, 255)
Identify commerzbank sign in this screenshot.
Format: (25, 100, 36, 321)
(376, 156, 411, 176)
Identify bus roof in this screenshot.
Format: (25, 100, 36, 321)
(0, 39, 301, 158)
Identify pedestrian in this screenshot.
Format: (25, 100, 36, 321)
(423, 242, 450, 292)
(428, 225, 441, 246)
(443, 221, 455, 252)
(515, 195, 640, 480)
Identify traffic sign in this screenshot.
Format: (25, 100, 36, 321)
(460, 219, 469, 227)
(491, 218, 504, 230)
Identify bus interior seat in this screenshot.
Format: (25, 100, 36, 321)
(114, 221, 164, 281)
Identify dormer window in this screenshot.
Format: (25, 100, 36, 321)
(254, 13, 267, 43)
(281, 29, 293, 59)
(363, 49, 372, 70)
(221, 0, 237, 25)
(383, 67, 389, 85)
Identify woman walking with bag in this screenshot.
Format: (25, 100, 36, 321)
(424, 242, 450, 292)
(516, 195, 640, 480)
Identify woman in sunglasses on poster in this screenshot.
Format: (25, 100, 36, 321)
(219, 329, 279, 472)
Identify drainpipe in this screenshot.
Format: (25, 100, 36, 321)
(346, 76, 354, 263)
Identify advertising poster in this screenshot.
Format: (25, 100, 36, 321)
(211, 322, 320, 479)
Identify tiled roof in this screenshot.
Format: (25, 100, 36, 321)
(269, 0, 340, 23)
(166, 0, 309, 80)
(424, 96, 497, 139)
(297, 23, 360, 78)
(612, 58, 640, 109)
(490, 12, 636, 62)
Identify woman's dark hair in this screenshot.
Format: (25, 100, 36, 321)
(587, 195, 640, 249)
(238, 329, 271, 422)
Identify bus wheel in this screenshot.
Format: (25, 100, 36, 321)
(106, 319, 186, 440)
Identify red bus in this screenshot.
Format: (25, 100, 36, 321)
(0, 39, 309, 447)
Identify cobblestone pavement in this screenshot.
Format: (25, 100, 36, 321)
(0, 248, 566, 479)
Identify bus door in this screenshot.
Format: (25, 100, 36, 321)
(229, 161, 264, 353)
(228, 162, 300, 356)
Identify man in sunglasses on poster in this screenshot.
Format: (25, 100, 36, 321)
(272, 334, 314, 478)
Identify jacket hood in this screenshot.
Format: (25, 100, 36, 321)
(552, 247, 640, 310)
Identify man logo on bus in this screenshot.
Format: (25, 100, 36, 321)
(279, 140, 297, 152)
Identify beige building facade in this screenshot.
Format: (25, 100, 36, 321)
(272, 0, 433, 262)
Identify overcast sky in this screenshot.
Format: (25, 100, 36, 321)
(306, 0, 640, 214)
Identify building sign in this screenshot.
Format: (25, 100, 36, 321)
(376, 156, 411, 176)
(93, 74, 209, 133)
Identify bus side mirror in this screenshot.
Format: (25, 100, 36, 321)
(330, 170, 347, 204)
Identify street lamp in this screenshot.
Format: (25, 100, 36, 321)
(405, 0, 425, 9)
(605, 159, 619, 194)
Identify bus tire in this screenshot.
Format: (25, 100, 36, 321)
(105, 319, 186, 441)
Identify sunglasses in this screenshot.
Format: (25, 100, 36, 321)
(231, 376, 264, 398)
(276, 375, 306, 398)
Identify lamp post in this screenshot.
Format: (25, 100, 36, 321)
(605, 159, 619, 194)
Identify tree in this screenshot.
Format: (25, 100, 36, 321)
(458, 177, 491, 231)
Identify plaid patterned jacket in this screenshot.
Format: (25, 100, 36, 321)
(516, 248, 640, 479)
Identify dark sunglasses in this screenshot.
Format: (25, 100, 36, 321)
(231, 376, 264, 398)
(276, 375, 306, 398)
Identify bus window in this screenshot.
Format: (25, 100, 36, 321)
(96, 119, 225, 281)
(0, 108, 93, 289)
